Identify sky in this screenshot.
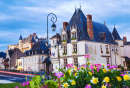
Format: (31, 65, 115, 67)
(0, 0, 130, 52)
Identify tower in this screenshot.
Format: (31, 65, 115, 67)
(19, 35, 23, 51)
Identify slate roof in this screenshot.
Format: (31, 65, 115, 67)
(50, 33, 61, 39)
(8, 50, 14, 58)
(0, 52, 6, 58)
(125, 42, 130, 45)
(25, 41, 48, 56)
(61, 8, 117, 44)
(19, 35, 22, 40)
(112, 27, 122, 40)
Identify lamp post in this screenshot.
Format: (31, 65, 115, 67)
(54, 38, 63, 69)
(46, 13, 57, 79)
(112, 45, 118, 65)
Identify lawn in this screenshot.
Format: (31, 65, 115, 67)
(0, 83, 26, 88)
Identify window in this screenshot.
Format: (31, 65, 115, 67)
(106, 58, 109, 64)
(53, 40, 54, 44)
(72, 33, 76, 38)
(32, 57, 33, 62)
(63, 35, 66, 40)
(35, 51, 37, 54)
(35, 57, 36, 61)
(63, 46, 67, 53)
(73, 44, 77, 52)
(28, 58, 30, 62)
(64, 59, 67, 67)
(100, 45, 103, 53)
(29, 52, 30, 55)
(42, 50, 44, 53)
(74, 58, 78, 67)
(106, 45, 109, 54)
(42, 56, 44, 61)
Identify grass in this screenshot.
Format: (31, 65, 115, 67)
(0, 83, 26, 88)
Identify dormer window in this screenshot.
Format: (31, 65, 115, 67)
(63, 35, 66, 40)
(42, 50, 44, 53)
(35, 50, 37, 54)
(71, 32, 76, 40)
(99, 32, 106, 41)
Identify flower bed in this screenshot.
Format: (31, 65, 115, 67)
(16, 55, 130, 88)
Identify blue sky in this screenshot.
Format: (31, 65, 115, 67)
(0, 0, 130, 52)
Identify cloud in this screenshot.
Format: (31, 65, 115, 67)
(0, 0, 130, 52)
(0, 44, 7, 47)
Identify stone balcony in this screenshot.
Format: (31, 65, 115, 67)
(62, 40, 67, 45)
(72, 51, 77, 56)
(101, 50, 110, 57)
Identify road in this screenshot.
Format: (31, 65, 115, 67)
(0, 72, 33, 83)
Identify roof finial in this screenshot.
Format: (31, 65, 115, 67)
(75, 5, 76, 10)
(114, 24, 116, 28)
(79, 3, 81, 9)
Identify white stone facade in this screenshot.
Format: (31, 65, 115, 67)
(23, 54, 47, 72)
(51, 37, 125, 72)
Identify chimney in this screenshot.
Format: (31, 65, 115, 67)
(30, 34, 32, 38)
(123, 36, 127, 44)
(87, 14, 94, 39)
(33, 33, 36, 37)
(63, 22, 68, 29)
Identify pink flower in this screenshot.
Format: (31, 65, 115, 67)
(92, 71, 94, 73)
(20, 84, 22, 86)
(55, 71, 64, 78)
(85, 84, 91, 88)
(121, 74, 125, 76)
(15, 86, 19, 88)
(85, 54, 91, 58)
(107, 64, 110, 67)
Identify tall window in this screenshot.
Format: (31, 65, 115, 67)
(42, 56, 44, 61)
(63, 35, 66, 40)
(106, 58, 109, 64)
(106, 45, 109, 54)
(35, 57, 36, 61)
(63, 46, 67, 53)
(100, 45, 103, 53)
(73, 44, 77, 52)
(32, 57, 33, 62)
(28, 58, 30, 62)
(72, 33, 76, 38)
(74, 58, 78, 67)
(64, 59, 67, 67)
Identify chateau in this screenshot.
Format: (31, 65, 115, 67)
(8, 33, 45, 53)
(50, 8, 130, 72)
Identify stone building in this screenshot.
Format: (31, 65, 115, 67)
(50, 8, 128, 72)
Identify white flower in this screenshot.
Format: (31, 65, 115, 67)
(91, 76, 99, 84)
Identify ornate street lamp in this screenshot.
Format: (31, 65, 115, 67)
(45, 13, 57, 80)
(112, 45, 118, 65)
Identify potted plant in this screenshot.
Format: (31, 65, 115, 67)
(106, 51, 109, 54)
(73, 51, 77, 54)
(71, 37, 76, 40)
(63, 52, 67, 55)
(101, 51, 103, 53)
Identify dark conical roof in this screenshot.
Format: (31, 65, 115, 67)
(65, 8, 116, 44)
(112, 27, 122, 40)
(30, 37, 36, 43)
(19, 35, 22, 40)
